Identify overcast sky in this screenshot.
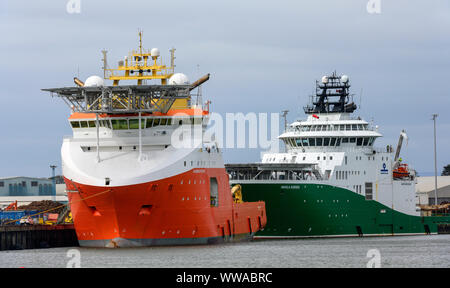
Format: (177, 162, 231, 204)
(1, 0, 449, 177)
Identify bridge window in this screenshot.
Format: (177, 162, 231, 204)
(302, 138, 309, 147)
(342, 138, 349, 143)
(363, 137, 369, 146)
(111, 119, 128, 130)
(349, 137, 356, 143)
(356, 137, 363, 146)
(330, 137, 336, 146)
(70, 121, 80, 128)
(129, 119, 145, 129)
(323, 137, 330, 146)
(80, 121, 88, 128)
(316, 138, 323, 146)
(309, 138, 315, 147)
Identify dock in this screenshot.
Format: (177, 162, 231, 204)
(0, 225, 78, 251)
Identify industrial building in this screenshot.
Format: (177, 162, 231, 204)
(416, 176, 450, 205)
(0, 176, 67, 208)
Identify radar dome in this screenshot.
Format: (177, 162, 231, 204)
(341, 75, 349, 83)
(169, 73, 190, 85)
(151, 48, 160, 58)
(321, 76, 328, 84)
(84, 75, 104, 87)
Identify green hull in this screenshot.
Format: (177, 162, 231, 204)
(239, 183, 450, 237)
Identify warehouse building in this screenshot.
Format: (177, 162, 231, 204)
(416, 176, 450, 205)
(0, 177, 55, 197)
(0, 177, 67, 208)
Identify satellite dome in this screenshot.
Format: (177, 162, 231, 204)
(150, 48, 160, 58)
(84, 75, 104, 87)
(169, 73, 190, 85)
(321, 76, 328, 84)
(341, 75, 349, 83)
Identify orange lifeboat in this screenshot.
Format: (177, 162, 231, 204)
(393, 163, 410, 179)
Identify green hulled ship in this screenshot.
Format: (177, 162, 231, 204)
(226, 72, 450, 238)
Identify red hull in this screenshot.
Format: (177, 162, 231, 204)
(65, 168, 266, 247)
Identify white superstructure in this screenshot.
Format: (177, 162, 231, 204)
(260, 72, 418, 216)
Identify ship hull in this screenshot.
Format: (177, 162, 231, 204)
(237, 183, 450, 238)
(65, 168, 266, 248)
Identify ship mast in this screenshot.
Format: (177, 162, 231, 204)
(304, 71, 356, 114)
(103, 31, 176, 86)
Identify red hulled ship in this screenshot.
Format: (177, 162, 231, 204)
(43, 33, 266, 247)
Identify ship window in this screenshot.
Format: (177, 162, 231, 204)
(330, 137, 336, 146)
(316, 138, 323, 146)
(316, 126, 322, 131)
(146, 118, 154, 128)
(154, 118, 161, 126)
(302, 138, 309, 147)
(365, 183, 373, 200)
(80, 121, 88, 128)
(111, 119, 128, 130)
(0, 181, 4, 187)
(340, 125, 345, 131)
(71, 121, 80, 128)
(88, 121, 96, 128)
(305, 126, 311, 131)
(356, 138, 363, 146)
(368, 137, 375, 146)
(294, 138, 301, 147)
(336, 138, 341, 146)
(160, 118, 168, 125)
(324, 138, 330, 146)
(342, 138, 349, 143)
(349, 138, 356, 143)
(363, 137, 369, 146)
(105, 120, 111, 128)
(193, 118, 202, 125)
(167, 118, 173, 125)
(210, 177, 219, 207)
(129, 119, 145, 129)
(358, 124, 363, 130)
(352, 124, 357, 131)
(31, 181, 38, 187)
(309, 138, 315, 147)
(345, 124, 351, 131)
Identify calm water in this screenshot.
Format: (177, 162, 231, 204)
(1, 235, 449, 268)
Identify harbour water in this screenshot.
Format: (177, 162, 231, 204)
(0, 234, 449, 268)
